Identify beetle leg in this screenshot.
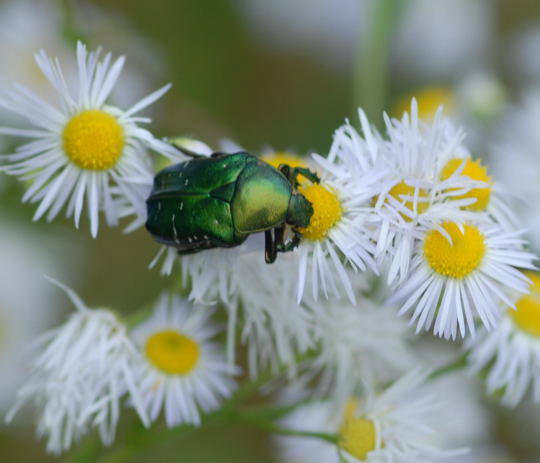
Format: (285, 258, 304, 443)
(291, 167, 320, 186)
(265, 230, 278, 264)
(277, 231, 302, 253)
(278, 163, 291, 180)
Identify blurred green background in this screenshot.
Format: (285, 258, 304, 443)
(2, 0, 540, 461)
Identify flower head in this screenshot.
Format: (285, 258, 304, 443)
(130, 293, 237, 427)
(0, 42, 176, 236)
(301, 289, 415, 402)
(277, 371, 465, 463)
(6, 279, 147, 454)
(293, 150, 380, 303)
(390, 221, 536, 339)
(331, 103, 484, 286)
(468, 272, 540, 406)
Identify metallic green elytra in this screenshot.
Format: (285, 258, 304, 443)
(145, 150, 320, 263)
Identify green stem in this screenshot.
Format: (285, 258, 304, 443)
(229, 409, 339, 445)
(354, 0, 403, 125)
(57, 0, 87, 46)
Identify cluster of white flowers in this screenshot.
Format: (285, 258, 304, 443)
(2, 42, 540, 462)
(6, 281, 236, 455)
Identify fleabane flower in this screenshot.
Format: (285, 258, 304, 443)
(492, 90, 540, 251)
(439, 153, 519, 230)
(176, 244, 315, 376)
(130, 293, 237, 427)
(331, 103, 484, 286)
(301, 289, 415, 402)
(0, 41, 176, 237)
(276, 371, 464, 463)
(467, 272, 540, 406)
(390, 221, 536, 339)
(6, 279, 147, 455)
(293, 151, 379, 303)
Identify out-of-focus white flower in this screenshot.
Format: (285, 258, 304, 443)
(175, 245, 315, 376)
(0, 0, 73, 113)
(6, 280, 147, 455)
(235, 0, 369, 70)
(276, 371, 465, 463)
(467, 272, 540, 406)
(0, 42, 177, 237)
(394, 73, 507, 124)
(130, 293, 237, 427)
(390, 221, 535, 339)
(412, 339, 490, 448)
(392, 0, 494, 83)
(301, 289, 415, 402)
(492, 90, 540, 252)
(0, 225, 76, 414)
(508, 23, 540, 86)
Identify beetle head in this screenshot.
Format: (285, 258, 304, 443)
(287, 193, 313, 228)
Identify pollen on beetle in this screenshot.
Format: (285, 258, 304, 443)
(145, 329, 200, 375)
(441, 157, 492, 211)
(297, 183, 343, 241)
(423, 222, 485, 279)
(509, 272, 540, 337)
(339, 400, 377, 460)
(63, 109, 125, 170)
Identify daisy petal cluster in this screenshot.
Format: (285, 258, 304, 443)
(467, 272, 540, 406)
(276, 371, 465, 463)
(6, 280, 147, 455)
(332, 101, 536, 339)
(301, 286, 415, 402)
(0, 41, 177, 237)
(130, 293, 238, 427)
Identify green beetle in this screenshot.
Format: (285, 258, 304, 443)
(145, 146, 319, 263)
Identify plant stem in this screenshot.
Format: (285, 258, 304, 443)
(354, 0, 404, 125)
(229, 409, 339, 445)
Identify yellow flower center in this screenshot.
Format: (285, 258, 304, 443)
(375, 181, 429, 220)
(63, 109, 125, 170)
(394, 86, 456, 120)
(441, 158, 492, 211)
(509, 273, 540, 337)
(262, 151, 308, 170)
(145, 329, 200, 375)
(424, 222, 485, 279)
(297, 183, 343, 241)
(339, 400, 377, 460)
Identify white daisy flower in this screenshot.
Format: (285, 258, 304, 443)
(180, 245, 314, 375)
(292, 150, 379, 304)
(467, 272, 540, 406)
(276, 371, 465, 463)
(437, 151, 519, 231)
(0, 41, 177, 237)
(393, 0, 493, 82)
(389, 220, 536, 339)
(6, 279, 147, 455)
(301, 289, 415, 402)
(492, 90, 540, 252)
(331, 103, 485, 286)
(130, 293, 237, 427)
(0, 224, 77, 413)
(0, 0, 73, 114)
